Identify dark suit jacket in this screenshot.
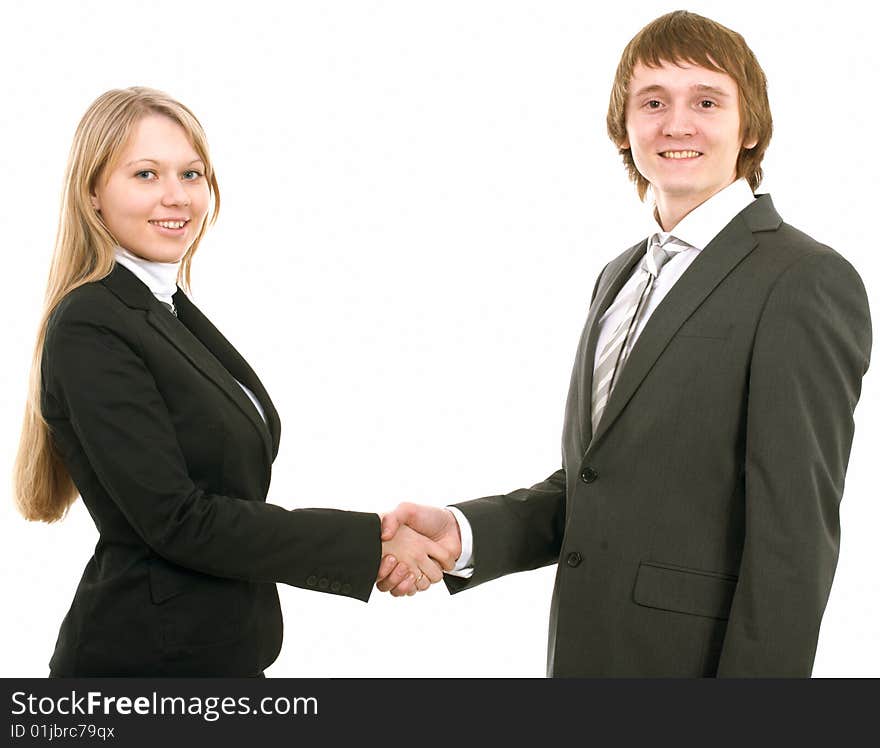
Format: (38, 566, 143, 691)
(446, 195, 872, 677)
(41, 263, 381, 676)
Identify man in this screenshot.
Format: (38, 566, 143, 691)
(378, 11, 871, 676)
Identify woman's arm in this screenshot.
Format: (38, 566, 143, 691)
(43, 290, 436, 601)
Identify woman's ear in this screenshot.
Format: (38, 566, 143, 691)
(90, 192, 101, 211)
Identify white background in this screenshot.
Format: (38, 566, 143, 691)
(1, 0, 877, 677)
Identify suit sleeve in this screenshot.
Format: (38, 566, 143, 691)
(43, 298, 381, 602)
(444, 470, 566, 593)
(717, 251, 871, 676)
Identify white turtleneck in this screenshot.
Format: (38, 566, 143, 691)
(114, 246, 180, 307)
(112, 246, 267, 425)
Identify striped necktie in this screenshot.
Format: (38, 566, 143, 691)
(590, 233, 690, 432)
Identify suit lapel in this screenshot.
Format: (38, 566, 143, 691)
(173, 290, 281, 460)
(100, 265, 277, 468)
(579, 240, 646, 445)
(588, 194, 780, 448)
(147, 303, 275, 466)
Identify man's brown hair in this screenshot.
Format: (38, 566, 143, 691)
(607, 10, 772, 200)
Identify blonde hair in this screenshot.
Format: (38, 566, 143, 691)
(13, 87, 220, 522)
(607, 10, 773, 200)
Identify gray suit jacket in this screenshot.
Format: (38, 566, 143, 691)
(446, 195, 872, 677)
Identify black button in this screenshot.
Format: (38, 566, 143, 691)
(341, 584, 352, 595)
(580, 467, 598, 483)
(330, 581, 341, 593)
(306, 575, 317, 587)
(318, 577, 329, 589)
(566, 552, 583, 568)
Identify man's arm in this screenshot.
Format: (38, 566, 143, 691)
(377, 469, 566, 595)
(444, 469, 567, 592)
(717, 250, 871, 676)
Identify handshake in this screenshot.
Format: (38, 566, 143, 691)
(375, 503, 463, 596)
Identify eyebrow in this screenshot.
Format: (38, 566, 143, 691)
(123, 158, 205, 167)
(631, 83, 732, 98)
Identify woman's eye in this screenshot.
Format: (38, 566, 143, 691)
(182, 170, 203, 180)
(646, 100, 662, 109)
(135, 170, 156, 179)
(699, 100, 717, 109)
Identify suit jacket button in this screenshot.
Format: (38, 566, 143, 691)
(341, 583, 352, 594)
(318, 577, 329, 589)
(330, 581, 341, 593)
(580, 467, 598, 484)
(566, 552, 583, 568)
(306, 575, 318, 587)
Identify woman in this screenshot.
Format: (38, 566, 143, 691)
(12, 87, 451, 677)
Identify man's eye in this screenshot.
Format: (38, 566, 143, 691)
(182, 170, 203, 180)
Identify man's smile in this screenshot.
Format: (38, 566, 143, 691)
(659, 150, 703, 159)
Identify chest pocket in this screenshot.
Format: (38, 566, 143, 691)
(675, 319, 732, 340)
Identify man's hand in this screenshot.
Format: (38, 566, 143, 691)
(378, 522, 454, 595)
(376, 503, 462, 596)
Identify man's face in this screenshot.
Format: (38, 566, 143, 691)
(623, 60, 756, 215)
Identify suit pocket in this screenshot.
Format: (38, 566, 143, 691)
(632, 561, 737, 620)
(149, 558, 197, 604)
(148, 558, 244, 650)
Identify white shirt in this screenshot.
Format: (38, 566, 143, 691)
(114, 246, 179, 306)
(448, 179, 756, 576)
(112, 246, 267, 424)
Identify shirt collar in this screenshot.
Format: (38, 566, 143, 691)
(113, 245, 180, 304)
(647, 178, 755, 251)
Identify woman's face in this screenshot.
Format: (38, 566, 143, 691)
(91, 114, 210, 263)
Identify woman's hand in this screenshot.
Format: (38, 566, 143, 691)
(378, 521, 457, 597)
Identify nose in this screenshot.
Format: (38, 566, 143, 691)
(661, 104, 696, 139)
(160, 178, 191, 207)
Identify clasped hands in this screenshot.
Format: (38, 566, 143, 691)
(375, 503, 462, 596)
